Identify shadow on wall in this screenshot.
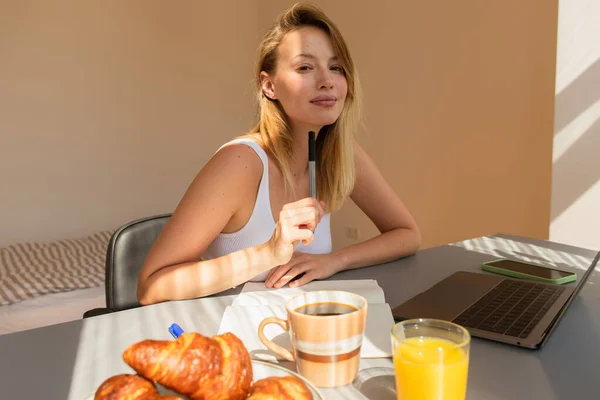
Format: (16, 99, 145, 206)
(554, 58, 600, 133)
(551, 58, 600, 221)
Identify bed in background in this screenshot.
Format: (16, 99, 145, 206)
(0, 231, 112, 335)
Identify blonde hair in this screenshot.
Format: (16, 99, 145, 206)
(242, 2, 362, 212)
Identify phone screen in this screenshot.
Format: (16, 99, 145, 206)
(487, 259, 574, 279)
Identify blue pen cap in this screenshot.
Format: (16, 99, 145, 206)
(168, 323, 184, 339)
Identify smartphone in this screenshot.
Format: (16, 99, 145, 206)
(482, 259, 577, 285)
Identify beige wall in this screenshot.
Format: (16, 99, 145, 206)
(260, 0, 558, 250)
(0, 1, 259, 247)
(1, 1, 558, 251)
(550, 0, 600, 251)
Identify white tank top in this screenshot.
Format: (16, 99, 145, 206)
(202, 138, 332, 281)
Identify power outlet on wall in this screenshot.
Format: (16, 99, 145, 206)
(346, 227, 359, 240)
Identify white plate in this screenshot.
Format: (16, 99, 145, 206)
(83, 360, 324, 399)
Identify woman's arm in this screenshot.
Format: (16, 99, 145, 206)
(137, 144, 325, 305)
(138, 242, 278, 305)
(137, 144, 269, 304)
(332, 141, 421, 272)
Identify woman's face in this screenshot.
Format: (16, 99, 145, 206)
(261, 26, 348, 133)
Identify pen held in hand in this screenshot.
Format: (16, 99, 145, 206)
(308, 131, 316, 199)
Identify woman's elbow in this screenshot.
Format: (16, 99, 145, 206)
(137, 270, 163, 306)
(137, 279, 152, 306)
(407, 226, 422, 256)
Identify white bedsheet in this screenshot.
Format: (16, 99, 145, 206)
(0, 285, 106, 336)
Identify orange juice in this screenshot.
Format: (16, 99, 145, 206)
(393, 336, 469, 400)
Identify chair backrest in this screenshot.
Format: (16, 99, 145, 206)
(105, 213, 171, 311)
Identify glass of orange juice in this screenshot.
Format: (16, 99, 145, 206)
(391, 318, 470, 400)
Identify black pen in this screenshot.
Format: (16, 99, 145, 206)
(308, 131, 316, 199)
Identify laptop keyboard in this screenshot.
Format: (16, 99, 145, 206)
(452, 279, 565, 338)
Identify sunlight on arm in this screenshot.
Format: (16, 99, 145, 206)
(143, 242, 277, 304)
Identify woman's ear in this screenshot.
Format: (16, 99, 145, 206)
(260, 71, 276, 99)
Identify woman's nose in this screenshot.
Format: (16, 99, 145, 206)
(317, 69, 334, 89)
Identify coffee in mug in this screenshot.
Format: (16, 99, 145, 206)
(295, 302, 358, 316)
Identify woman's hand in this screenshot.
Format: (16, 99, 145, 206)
(265, 252, 342, 289)
(267, 197, 326, 267)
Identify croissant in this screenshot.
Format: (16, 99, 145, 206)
(247, 376, 312, 400)
(122, 332, 252, 400)
(94, 374, 180, 400)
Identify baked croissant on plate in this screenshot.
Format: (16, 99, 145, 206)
(247, 376, 312, 400)
(94, 374, 180, 400)
(122, 332, 252, 400)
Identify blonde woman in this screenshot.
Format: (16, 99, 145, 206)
(137, 3, 421, 305)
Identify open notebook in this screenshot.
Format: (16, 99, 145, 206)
(217, 280, 395, 362)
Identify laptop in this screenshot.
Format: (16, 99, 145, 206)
(392, 250, 600, 349)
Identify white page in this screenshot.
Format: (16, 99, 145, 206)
(234, 279, 386, 306)
(217, 303, 394, 361)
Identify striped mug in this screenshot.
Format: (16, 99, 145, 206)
(258, 290, 368, 388)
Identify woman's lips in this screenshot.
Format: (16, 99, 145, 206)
(310, 99, 336, 107)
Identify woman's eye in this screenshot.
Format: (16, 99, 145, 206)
(298, 65, 312, 71)
(331, 65, 345, 73)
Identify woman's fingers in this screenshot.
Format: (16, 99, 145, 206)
(280, 208, 321, 231)
(289, 270, 317, 288)
(272, 262, 311, 288)
(269, 198, 327, 266)
(265, 264, 292, 288)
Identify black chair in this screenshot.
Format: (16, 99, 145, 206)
(83, 213, 171, 318)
